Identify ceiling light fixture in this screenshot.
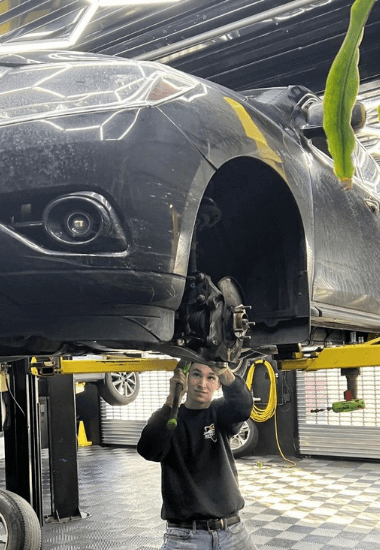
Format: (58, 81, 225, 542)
(96, 0, 182, 5)
(0, 0, 182, 54)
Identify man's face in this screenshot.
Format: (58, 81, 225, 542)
(185, 363, 221, 409)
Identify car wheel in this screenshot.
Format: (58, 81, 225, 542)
(97, 371, 140, 406)
(0, 490, 41, 550)
(230, 418, 259, 458)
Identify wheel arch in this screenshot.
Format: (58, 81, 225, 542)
(194, 155, 311, 347)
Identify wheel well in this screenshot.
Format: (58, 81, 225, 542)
(195, 156, 309, 346)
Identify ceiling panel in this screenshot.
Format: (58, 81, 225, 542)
(0, 0, 380, 94)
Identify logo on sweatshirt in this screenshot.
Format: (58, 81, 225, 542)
(203, 423, 217, 443)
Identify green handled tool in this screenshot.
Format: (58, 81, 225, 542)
(167, 361, 190, 429)
(332, 398, 365, 413)
(311, 398, 365, 414)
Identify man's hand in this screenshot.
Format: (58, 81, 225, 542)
(165, 367, 188, 407)
(211, 364, 235, 386)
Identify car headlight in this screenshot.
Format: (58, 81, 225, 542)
(0, 61, 200, 124)
(124, 67, 199, 106)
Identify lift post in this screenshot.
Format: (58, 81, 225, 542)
(3, 359, 43, 524)
(45, 373, 86, 523)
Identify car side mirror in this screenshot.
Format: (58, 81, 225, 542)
(304, 101, 366, 138)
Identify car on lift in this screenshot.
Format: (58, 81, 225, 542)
(0, 50, 379, 369)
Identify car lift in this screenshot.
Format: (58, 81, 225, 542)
(1, 354, 177, 529)
(2, 337, 380, 538)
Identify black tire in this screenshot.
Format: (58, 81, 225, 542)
(97, 371, 140, 406)
(0, 490, 41, 550)
(230, 418, 259, 458)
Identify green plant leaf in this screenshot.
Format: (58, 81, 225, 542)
(323, 0, 376, 189)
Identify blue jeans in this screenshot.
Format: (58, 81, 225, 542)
(160, 521, 259, 549)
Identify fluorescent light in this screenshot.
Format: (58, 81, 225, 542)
(0, 0, 182, 54)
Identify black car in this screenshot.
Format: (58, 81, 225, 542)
(0, 50, 379, 366)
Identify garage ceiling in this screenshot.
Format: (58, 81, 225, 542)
(1, 0, 380, 94)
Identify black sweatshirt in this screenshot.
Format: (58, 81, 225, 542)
(137, 375, 253, 521)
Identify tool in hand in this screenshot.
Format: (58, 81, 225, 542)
(167, 360, 191, 429)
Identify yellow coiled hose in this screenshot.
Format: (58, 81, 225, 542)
(246, 359, 277, 423)
(245, 358, 296, 466)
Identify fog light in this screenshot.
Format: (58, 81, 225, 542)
(65, 212, 93, 238)
(42, 193, 112, 246)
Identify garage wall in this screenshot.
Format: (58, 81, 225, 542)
(297, 367, 380, 459)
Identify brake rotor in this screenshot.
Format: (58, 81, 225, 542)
(214, 276, 250, 362)
(217, 276, 244, 307)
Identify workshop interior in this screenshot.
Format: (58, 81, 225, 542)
(1, 1, 380, 549)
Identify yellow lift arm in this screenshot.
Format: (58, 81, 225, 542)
(276, 337, 380, 413)
(30, 355, 178, 376)
(29, 336, 380, 376)
(278, 336, 380, 372)
(27, 338, 380, 413)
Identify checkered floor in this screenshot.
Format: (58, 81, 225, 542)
(238, 455, 380, 550)
(31, 446, 380, 550)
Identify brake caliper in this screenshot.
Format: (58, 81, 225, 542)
(175, 272, 251, 363)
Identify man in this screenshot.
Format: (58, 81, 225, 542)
(137, 361, 259, 550)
